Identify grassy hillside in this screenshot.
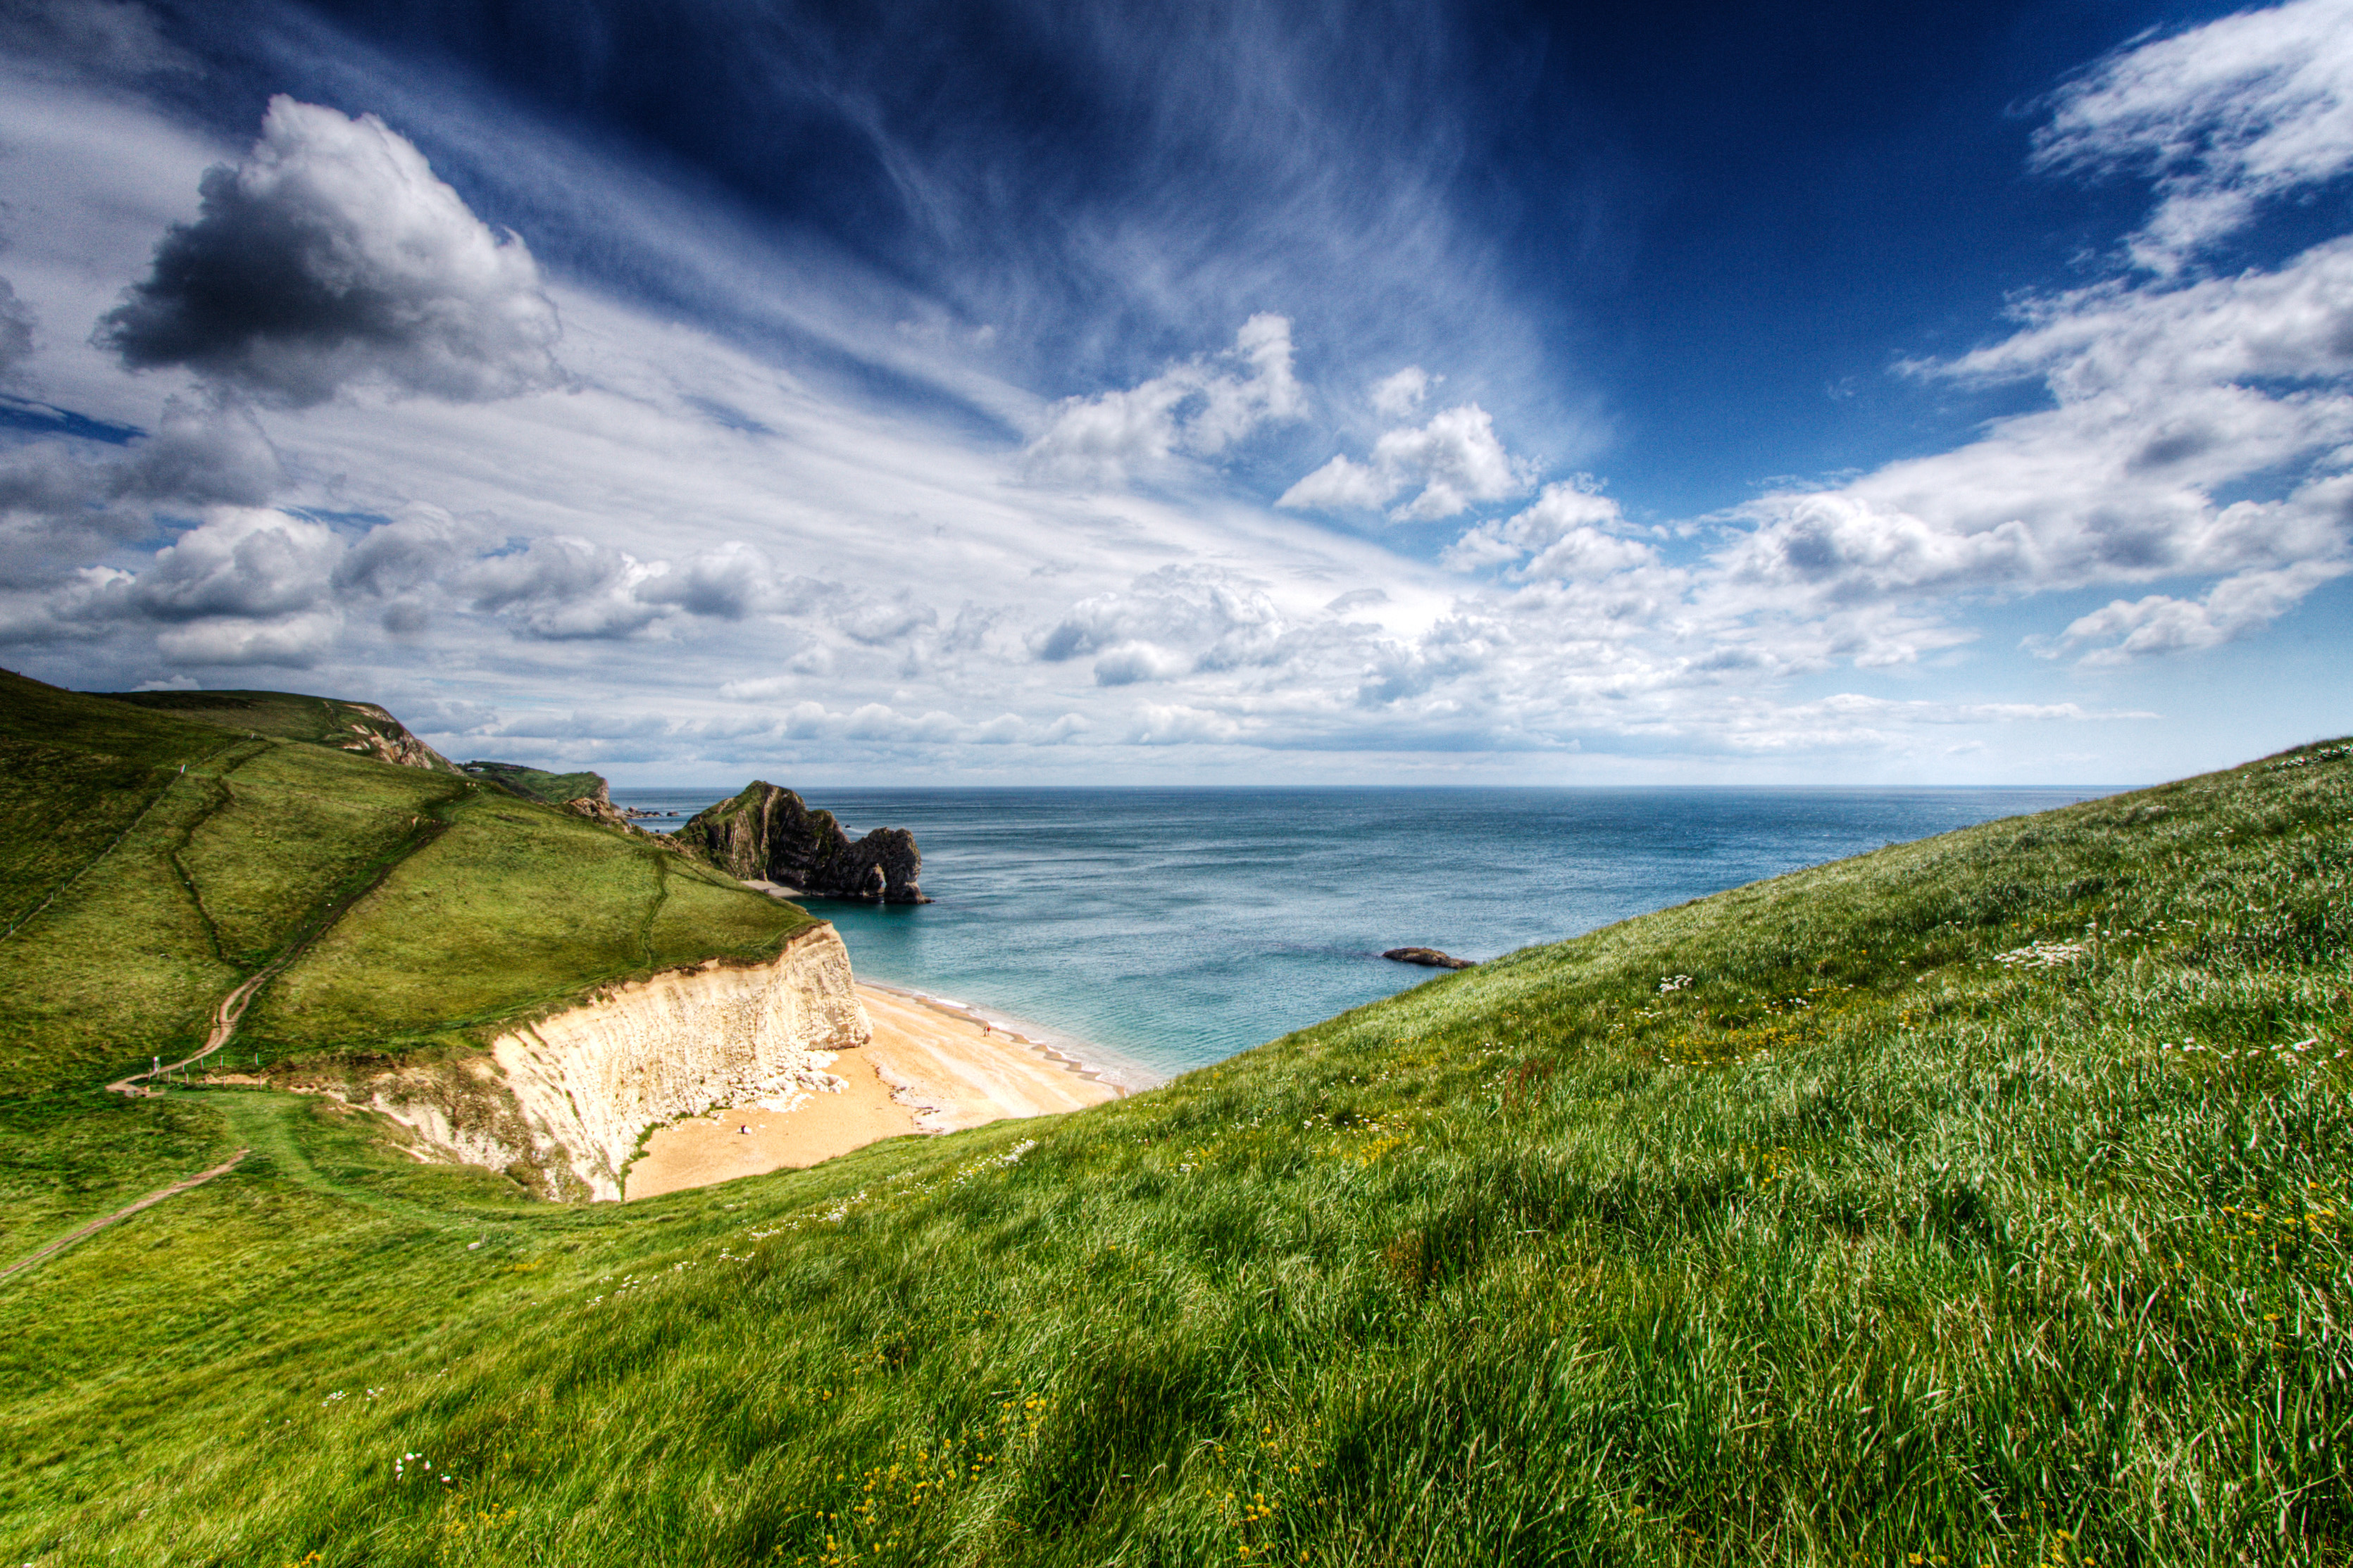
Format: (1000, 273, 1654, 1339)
(1, 729, 2345, 1564)
(459, 759, 611, 805)
(105, 687, 465, 772)
(0, 668, 815, 1251)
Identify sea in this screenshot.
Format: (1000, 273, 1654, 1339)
(609, 786, 2116, 1087)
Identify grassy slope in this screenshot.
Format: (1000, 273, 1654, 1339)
(105, 688, 462, 767)
(1, 738, 2346, 1565)
(459, 761, 611, 805)
(0, 670, 813, 1260)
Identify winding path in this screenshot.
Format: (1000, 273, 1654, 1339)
(0, 1150, 249, 1283)
(107, 967, 278, 1096)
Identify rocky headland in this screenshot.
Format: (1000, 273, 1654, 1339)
(673, 781, 928, 903)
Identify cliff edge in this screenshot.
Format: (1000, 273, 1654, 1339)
(307, 924, 871, 1201)
(675, 782, 928, 903)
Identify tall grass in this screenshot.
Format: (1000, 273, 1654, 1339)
(2, 739, 2348, 1565)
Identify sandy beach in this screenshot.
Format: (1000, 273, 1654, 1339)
(623, 982, 1118, 1200)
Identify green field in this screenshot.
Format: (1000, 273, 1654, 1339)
(1, 673, 2347, 1564)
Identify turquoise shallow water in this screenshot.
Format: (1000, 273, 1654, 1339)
(611, 786, 2115, 1084)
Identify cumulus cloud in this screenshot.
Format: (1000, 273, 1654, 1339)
(1130, 703, 1243, 746)
(100, 96, 562, 406)
(2049, 558, 2352, 663)
(1024, 313, 1304, 479)
(153, 609, 339, 667)
(1032, 564, 1286, 684)
(1370, 365, 1430, 418)
(133, 506, 338, 622)
(633, 541, 776, 620)
(2033, 0, 2353, 270)
(1443, 480, 1652, 580)
(1280, 402, 1535, 521)
(0, 398, 288, 591)
(14, 506, 348, 667)
(465, 537, 668, 640)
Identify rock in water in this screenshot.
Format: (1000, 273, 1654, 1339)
(1383, 946, 1472, 970)
(673, 782, 928, 903)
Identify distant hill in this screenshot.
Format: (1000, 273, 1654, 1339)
(3, 673, 2346, 1564)
(459, 758, 612, 806)
(104, 686, 466, 774)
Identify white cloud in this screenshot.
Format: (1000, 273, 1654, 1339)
(1370, 365, 1430, 418)
(1700, 18, 2353, 656)
(1442, 480, 1652, 579)
(1130, 703, 1242, 745)
(465, 537, 668, 641)
(2033, 0, 2353, 270)
(134, 506, 339, 622)
(1280, 402, 1535, 521)
(1031, 563, 1287, 682)
(101, 96, 562, 406)
(1023, 313, 1304, 479)
(1090, 641, 1192, 686)
(154, 609, 340, 667)
(2052, 558, 2352, 662)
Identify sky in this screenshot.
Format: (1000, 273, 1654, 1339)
(1, 0, 2350, 785)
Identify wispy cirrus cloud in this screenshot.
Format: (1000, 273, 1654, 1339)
(2033, 0, 2353, 271)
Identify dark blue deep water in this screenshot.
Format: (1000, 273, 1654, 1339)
(610, 786, 2114, 1084)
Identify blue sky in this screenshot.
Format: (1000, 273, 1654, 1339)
(1, 0, 2349, 783)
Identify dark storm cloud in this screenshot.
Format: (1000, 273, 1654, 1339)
(101, 96, 561, 407)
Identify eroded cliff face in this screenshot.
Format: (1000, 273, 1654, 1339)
(337, 704, 464, 773)
(307, 923, 870, 1201)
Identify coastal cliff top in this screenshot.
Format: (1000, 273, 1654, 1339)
(0, 669, 817, 1097)
(102, 686, 466, 774)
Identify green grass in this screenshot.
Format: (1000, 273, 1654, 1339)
(0, 669, 815, 1093)
(458, 760, 611, 805)
(242, 795, 813, 1053)
(104, 687, 461, 769)
(1, 722, 2347, 1564)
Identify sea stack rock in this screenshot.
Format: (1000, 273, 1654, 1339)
(674, 782, 928, 903)
(1383, 946, 1472, 970)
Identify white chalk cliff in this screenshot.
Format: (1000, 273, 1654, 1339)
(324, 923, 870, 1201)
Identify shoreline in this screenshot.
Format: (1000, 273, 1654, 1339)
(854, 979, 1149, 1093)
(622, 981, 1121, 1200)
